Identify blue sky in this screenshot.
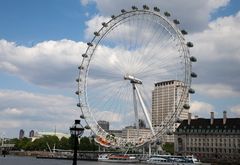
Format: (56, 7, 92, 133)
(0, 0, 240, 138)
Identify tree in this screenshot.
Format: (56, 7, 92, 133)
(162, 142, 174, 155)
(10, 135, 99, 151)
(59, 137, 71, 150)
(14, 137, 31, 150)
(79, 137, 91, 151)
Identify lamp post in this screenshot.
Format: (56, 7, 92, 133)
(70, 120, 84, 165)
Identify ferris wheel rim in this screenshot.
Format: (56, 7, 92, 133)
(77, 6, 193, 148)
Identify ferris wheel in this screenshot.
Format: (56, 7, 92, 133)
(76, 5, 197, 148)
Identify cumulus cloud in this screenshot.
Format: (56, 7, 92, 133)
(190, 11, 240, 93)
(190, 101, 215, 118)
(82, 0, 230, 32)
(0, 39, 87, 88)
(0, 90, 78, 137)
(230, 105, 240, 116)
(1, 0, 239, 137)
(191, 12, 240, 61)
(194, 84, 240, 98)
(84, 15, 111, 39)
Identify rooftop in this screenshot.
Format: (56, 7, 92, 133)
(176, 118, 240, 131)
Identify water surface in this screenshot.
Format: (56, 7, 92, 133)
(0, 155, 145, 165)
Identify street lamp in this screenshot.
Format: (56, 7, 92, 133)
(70, 120, 84, 165)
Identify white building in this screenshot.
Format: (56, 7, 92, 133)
(152, 80, 189, 142)
(31, 132, 70, 141)
(175, 111, 240, 164)
(121, 126, 151, 144)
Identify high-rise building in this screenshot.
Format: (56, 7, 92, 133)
(152, 80, 189, 142)
(97, 120, 110, 132)
(29, 130, 34, 137)
(19, 129, 25, 139)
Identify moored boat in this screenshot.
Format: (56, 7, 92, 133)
(98, 154, 139, 163)
(147, 154, 202, 165)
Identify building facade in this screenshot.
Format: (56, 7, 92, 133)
(121, 126, 151, 144)
(29, 130, 34, 137)
(175, 111, 240, 163)
(19, 129, 24, 139)
(152, 80, 189, 142)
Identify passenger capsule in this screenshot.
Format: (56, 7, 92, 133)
(189, 88, 195, 94)
(183, 104, 190, 109)
(102, 22, 108, 27)
(191, 72, 197, 78)
(181, 30, 188, 35)
(94, 32, 100, 36)
(187, 42, 194, 48)
(190, 56, 197, 62)
(153, 7, 160, 12)
(121, 9, 126, 13)
(85, 125, 91, 129)
(77, 103, 81, 107)
(75, 91, 81, 95)
(156, 139, 162, 145)
(164, 11, 171, 17)
(87, 42, 93, 46)
(132, 6, 138, 10)
(78, 66, 84, 70)
(173, 19, 180, 24)
(111, 15, 115, 19)
(80, 115, 85, 119)
(82, 54, 88, 58)
(175, 118, 182, 123)
(143, 5, 149, 10)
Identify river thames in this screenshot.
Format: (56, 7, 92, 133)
(0, 155, 148, 165)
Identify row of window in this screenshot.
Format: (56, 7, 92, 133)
(187, 137, 240, 143)
(186, 142, 240, 148)
(185, 147, 240, 153)
(178, 128, 240, 133)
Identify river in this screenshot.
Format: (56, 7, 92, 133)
(0, 155, 147, 165)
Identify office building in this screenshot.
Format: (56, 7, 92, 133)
(152, 80, 189, 142)
(29, 130, 34, 137)
(19, 129, 24, 139)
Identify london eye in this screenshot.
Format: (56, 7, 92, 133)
(76, 5, 197, 148)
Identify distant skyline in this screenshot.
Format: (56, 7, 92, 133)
(0, 0, 240, 138)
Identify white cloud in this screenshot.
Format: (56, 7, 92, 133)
(190, 101, 215, 118)
(191, 11, 240, 61)
(84, 15, 110, 39)
(80, 0, 93, 6)
(2, 108, 23, 115)
(230, 105, 240, 116)
(1, 0, 239, 138)
(83, 0, 230, 32)
(194, 84, 240, 98)
(0, 61, 18, 73)
(0, 90, 78, 137)
(190, 12, 240, 96)
(0, 39, 87, 88)
(95, 111, 123, 123)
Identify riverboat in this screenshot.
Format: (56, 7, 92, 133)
(147, 155, 202, 165)
(98, 154, 139, 163)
